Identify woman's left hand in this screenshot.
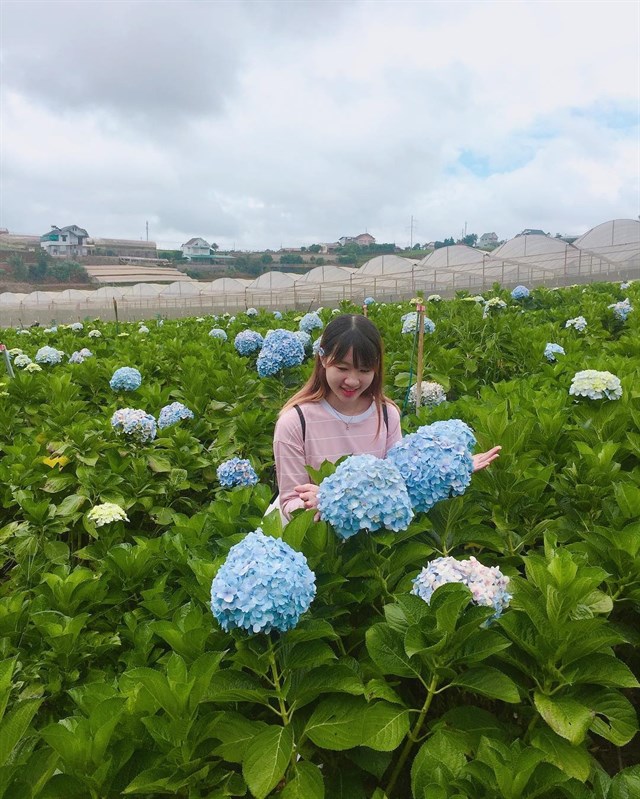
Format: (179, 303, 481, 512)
(472, 446, 501, 472)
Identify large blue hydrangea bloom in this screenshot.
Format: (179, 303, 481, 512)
(211, 529, 316, 634)
(234, 330, 264, 356)
(257, 329, 305, 377)
(209, 328, 228, 341)
(317, 454, 413, 539)
(401, 312, 435, 335)
(364, 297, 375, 305)
(299, 312, 324, 333)
(217, 457, 259, 487)
(294, 330, 312, 351)
(412, 556, 511, 617)
(158, 401, 195, 429)
(110, 408, 157, 443)
(420, 419, 476, 452)
(511, 285, 530, 300)
(35, 346, 64, 366)
(109, 367, 142, 391)
(387, 428, 473, 513)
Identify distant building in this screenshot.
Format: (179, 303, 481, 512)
(181, 237, 214, 261)
(90, 238, 157, 259)
(478, 232, 499, 247)
(516, 229, 548, 237)
(40, 225, 90, 257)
(338, 233, 376, 246)
(320, 242, 340, 254)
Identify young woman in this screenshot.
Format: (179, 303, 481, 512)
(273, 313, 500, 521)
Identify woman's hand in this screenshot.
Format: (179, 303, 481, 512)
(294, 483, 321, 521)
(472, 446, 501, 472)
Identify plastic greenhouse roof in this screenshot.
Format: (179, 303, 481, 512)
(124, 284, 164, 297)
(296, 265, 353, 284)
(159, 281, 203, 296)
(247, 271, 297, 289)
(199, 278, 247, 294)
(358, 255, 421, 275)
(420, 245, 489, 270)
(573, 219, 640, 266)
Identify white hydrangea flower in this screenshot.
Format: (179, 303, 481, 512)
(87, 502, 129, 527)
(427, 294, 442, 302)
(24, 362, 43, 373)
(138, 325, 150, 334)
(569, 370, 622, 401)
(88, 329, 102, 338)
(8, 348, 24, 356)
(409, 381, 447, 408)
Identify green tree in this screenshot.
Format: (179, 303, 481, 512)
(308, 244, 322, 253)
(279, 253, 304, 264)
(8, 254, 27, 280)
(260, 253, 274, 265)
(458, 233, 478, 247)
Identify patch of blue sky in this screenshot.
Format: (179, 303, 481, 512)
(452, 146, 536, 178)
(570, 100, 638, 131)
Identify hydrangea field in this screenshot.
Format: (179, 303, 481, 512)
(0, 280, 638, 798)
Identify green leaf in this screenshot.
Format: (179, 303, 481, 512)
(147, 456, 172, 473)
(609, 765, 640, 799)
(304, 695, 366, 751)
(212, 712, 268, 763)
(579, 688, 639, 746)
(288, 664, 363, 709)
(0, 698, 42, 766)
(280, 761, 324, 799)
(451, 666, 519, 703)
(530, 727, 591, 782)
(533, 692, 593, 745)
(366, 623, 423, 679)
(282, 510, 315, 551)
(55, 494, 86, 516)
(412, 729, 467, 797)
(614, 482, 640, 519)
(242, 724, 294, 799)
(563, 654, 639, 689)
(361, 704, 410, 752)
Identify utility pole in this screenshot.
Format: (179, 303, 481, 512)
(146, 221, 149, 241)
(410, 215, 416, 249)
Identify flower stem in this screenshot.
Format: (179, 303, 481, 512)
(267, 637, 290, 726)
(384, 674, 439, 797)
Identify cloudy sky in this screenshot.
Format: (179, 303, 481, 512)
(1, 0, 638, 250)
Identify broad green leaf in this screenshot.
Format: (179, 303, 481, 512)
(55, 494, 86, 516)
(411, 729, 467, 798)
(282, 510, 315, 550)
(0, 698, 42, 766)
(609, 765, 640, 799)
(614, 482, 640, 519)
(206, 669, 270, 704)
(563, 654, 639, 689)
(304, 695, 366, 751)
(451, 666, 520, 703)
(533, 692, 593, 745)
(280, 761, 324, 799)
(147, 456, 172, 473)
(361, 704, 410, 752)
(366, 623, 423, 679)
(212, 712, 268, 763)
(579, 688, 639, 746)
(242, 724, 294, 799)
(288, 664, 363, 709)
(531, 726, 591, 782)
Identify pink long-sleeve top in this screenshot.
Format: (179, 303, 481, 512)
(273, 399, 402, 520)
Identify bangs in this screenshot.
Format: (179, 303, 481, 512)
(326, 328, 380, 371)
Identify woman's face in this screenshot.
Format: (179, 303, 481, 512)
(321, 348, 376, 413)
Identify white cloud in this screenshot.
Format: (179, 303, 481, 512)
(1, 0, 637, 248)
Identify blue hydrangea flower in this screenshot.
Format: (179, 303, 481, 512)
(14, 354, 32, 368)
(312, 338, 323, 357)
(217, 457, 259, 487)
(35, 346, 64, 365)
(364, 297, 375, 305)
(387, 428, 473, 513)
(569, 370, 622, 401)
(210, 529, 316, 634)
(419, 419, 476, 452)
(209, 328, 228, 341)
(257, 329, 305, 377)
(299, 312, 324, 333)
(246, 307, 258, 317)
(110, 367, 142, 391)
(511, 285, 530, 300)
(294, 330, 312, 351)
(565, 316, 587, 332)
(412, 556, 511, 616)
(544, 343, 565, 362)
(401, 312, 435, 335)
(317, 454, 413, 539)
(158, 401, 195, 429)
(234, 330, 264, 356)
(70, 322, 84, 332)
(608, 298, 633, 322)
(110, 408, 157, 443)
(273, 311, 282, 319)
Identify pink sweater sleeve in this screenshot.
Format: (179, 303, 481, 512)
(273, 409, 307, 520)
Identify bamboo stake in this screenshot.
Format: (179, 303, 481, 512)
(415, 302, 425, 407)
(1, 344, 15, 379)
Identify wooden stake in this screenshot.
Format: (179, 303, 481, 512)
(1, 345, 15, 379)
(362, 303, 368, 317)
(415, 303, 425, 408)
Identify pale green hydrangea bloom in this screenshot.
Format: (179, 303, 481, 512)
(87, 502, 129, 527)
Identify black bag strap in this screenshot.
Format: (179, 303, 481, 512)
(294, 402, 388, 443)
(294, 404, 306, 442)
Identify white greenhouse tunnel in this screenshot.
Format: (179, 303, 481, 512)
(0, 219, 637, 326)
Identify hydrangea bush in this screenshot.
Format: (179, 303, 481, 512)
(299, 312, 324, 333)
(110, 408, 157, 443)
(401, 312, 436, 335)
(408, 381, 446, 408)
(569, 370, 622, 401)
(511, 285, 530, 300)
(110, 367, 142, 391)
(157, 402, 195, 429)
(422, 418, 477, 452)
(317, 454, 413, 539)
(256, 329, 305, 377)
(387, 428, 473, 513)
(217, 457, 259, 487)
(544, 343, 565, 362)
(87, 503, 129, 527)
(234, 330, 264, 356)
(209, 328, 228, 341)
(412, 556, 511, 616)
(483, 298, 507, 318)
(565, 315, 587, 332)
(14, 354, 32, 369)
(210, 529, 316, 633)
(35, 346, 64, 366)
(69, 348, 93, 364)
(608, 298, 633, 322)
